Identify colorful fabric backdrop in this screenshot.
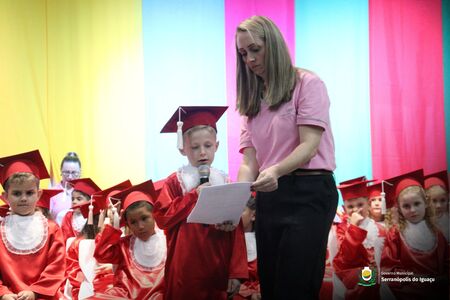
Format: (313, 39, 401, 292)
(0, 0, 448, 195)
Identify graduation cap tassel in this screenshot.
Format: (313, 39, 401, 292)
(177, 121, 184, 150)
(112, 206, 120, 229)
(88, 197, 94, 225)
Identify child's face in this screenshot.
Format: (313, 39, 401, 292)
(344, 197, 369, 218)
(126, 206, 156, 241)
(369, 196, 383, 218)
(241, 206, 256, 232)
(72, 190, 90, 210)
(398, 189, 426, 224)
(427, 186, 449, 217)
(181, 128, 218, 167)
(3, 178, 41, 216)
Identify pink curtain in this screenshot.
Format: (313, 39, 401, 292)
(369, 0, 446, 179)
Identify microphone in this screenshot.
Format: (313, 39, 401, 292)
(198, 164, 210, 184)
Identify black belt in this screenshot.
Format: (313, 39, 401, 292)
(288, 169, 333, 176)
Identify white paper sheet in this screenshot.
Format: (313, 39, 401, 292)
(187, 182, 252, 225)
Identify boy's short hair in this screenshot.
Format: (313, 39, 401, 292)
(3, 172, 39, 192)
(124, 201, 154, 222)
(184, 125, 217, 138)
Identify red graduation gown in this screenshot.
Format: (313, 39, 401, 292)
(154, 172, 248, 300)
(333, 220, 386, 300)
(0, 214, 66, 299)
(381, 226, 449, 299)
(233, 259, 259, 300)
(61, 210, 81, 242)
(66, 236, 114, 299)
(93, 225, 165, 300)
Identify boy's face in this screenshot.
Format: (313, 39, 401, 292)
(398, 189, 426, 224)
(181, 128, 219, 167)
(369, 196, 383, 218)
(427, 186, 449, 217)
(3, 178, 41, 216)
(72, 190, 90, 210)
(344, 197, 369, 218)
(126, 206, 156, 241)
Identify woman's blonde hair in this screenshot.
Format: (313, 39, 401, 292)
(236, 16, 297, 117)
(385, 185, 437, 232)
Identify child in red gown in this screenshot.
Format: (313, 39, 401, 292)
(0, 150, 66, 299)
(156, 106, 248, 300)
(381, 169, 449, 299)
(332, 177, 386, 300)
(61, 178, 101, 243)
(94, 180, 166, 299)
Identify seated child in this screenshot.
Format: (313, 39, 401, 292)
(65, 181, 130, 299)
(234, 194, 260, 300)
(332, 178, 386, 300)
(0, 150, 66, 300)
(61, 178, 101, 243)
(156, 106, 248, 300)
(381, 169, 449, 299)
(424, 170, 449, 241)
(367, 182, 386, 226)
(94, 180, 166, 300)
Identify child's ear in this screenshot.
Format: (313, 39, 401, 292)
(37, 189, 43, 200)
(215, 140, 220, 152)
(179, 148, 187, 156)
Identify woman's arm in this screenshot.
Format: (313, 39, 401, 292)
(237, 147, 260, 182)
(251, 125, 323, 192)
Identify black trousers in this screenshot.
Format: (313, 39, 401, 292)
(255, 173, 338, 300)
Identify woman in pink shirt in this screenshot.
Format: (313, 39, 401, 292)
(235, 16, 338, 300)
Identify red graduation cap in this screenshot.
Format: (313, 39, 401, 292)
(112, 180, 157, 226)
(385, 169, 424, 208)
(0, 204, 10, 218)
(424, 170, 449, 191)
(75, 200, 103, 219)
(92, 180, 132, 210)
(368, 182, 382, 199)
(37, 189, 63, 210)
(69, 178, 101, 197)
(160, 106, 228, 150)
(339, 176, 367, 186)
(337, 179, 373, 201)
(0, 150, 50, 187)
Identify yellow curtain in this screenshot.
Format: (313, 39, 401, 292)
(0, 0, 146, 191)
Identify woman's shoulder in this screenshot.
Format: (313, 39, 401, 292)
(296, 68, 323, 85)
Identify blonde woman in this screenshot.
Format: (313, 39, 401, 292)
(235, 16, 338, 300)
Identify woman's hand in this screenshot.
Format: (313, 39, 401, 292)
(251, 165, 279, 192)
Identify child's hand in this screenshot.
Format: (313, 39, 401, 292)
(227, 278, 241, 299)
(215, 220, 237, 232)
(349, 208, 364, 226)
(17, 291, 35, 300)
(196, 182, 211, 195)
(1, 294, 18, 300)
